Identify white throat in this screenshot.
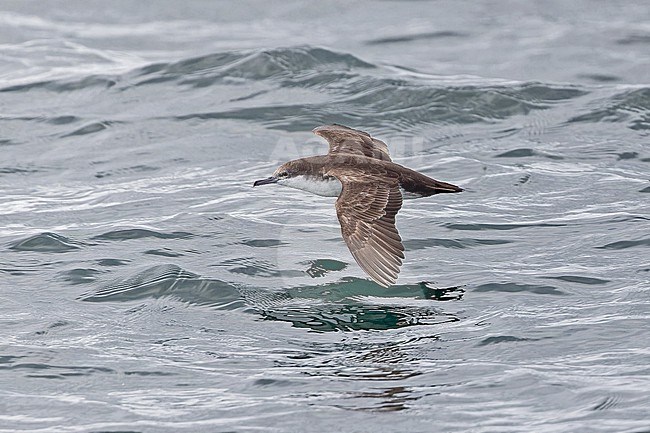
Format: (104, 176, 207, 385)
(279, 175, 342, 197)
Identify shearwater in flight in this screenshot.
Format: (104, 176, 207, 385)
(253, 124, 462, 287)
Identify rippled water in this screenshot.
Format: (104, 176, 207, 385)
(1, 1, 649, 432)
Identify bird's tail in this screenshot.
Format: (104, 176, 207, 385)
(428, 178, 463, 194)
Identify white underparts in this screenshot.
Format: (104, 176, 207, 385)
(279, 175, 343, 197)
(279, 176, 425, 200)
(399, 187, 424, 200)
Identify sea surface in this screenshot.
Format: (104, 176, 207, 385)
(1, 1, 649, 432)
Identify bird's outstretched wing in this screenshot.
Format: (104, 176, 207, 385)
(313, 124, 392, 161)
(328, 168, 405, 287)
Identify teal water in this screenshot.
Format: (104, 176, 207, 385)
(1, 1, 649, 432)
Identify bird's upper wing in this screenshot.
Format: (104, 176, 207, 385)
(327, 167, 405, 287)
(313, 124, 392, 161)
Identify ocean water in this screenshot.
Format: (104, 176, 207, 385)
(1, 1, 649, 432)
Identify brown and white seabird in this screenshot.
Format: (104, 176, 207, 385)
(253, 124, 462, 287)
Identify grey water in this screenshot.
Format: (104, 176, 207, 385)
(1, 1, 649, 432)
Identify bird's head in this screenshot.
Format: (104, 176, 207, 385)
(253, 161, 295, 187)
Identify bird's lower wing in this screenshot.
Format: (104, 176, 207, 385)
(330, 171, 405, 287)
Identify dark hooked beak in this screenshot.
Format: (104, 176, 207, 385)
(253, 176, 278, 187)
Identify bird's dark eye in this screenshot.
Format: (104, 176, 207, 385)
(279, 171, 289, 178)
